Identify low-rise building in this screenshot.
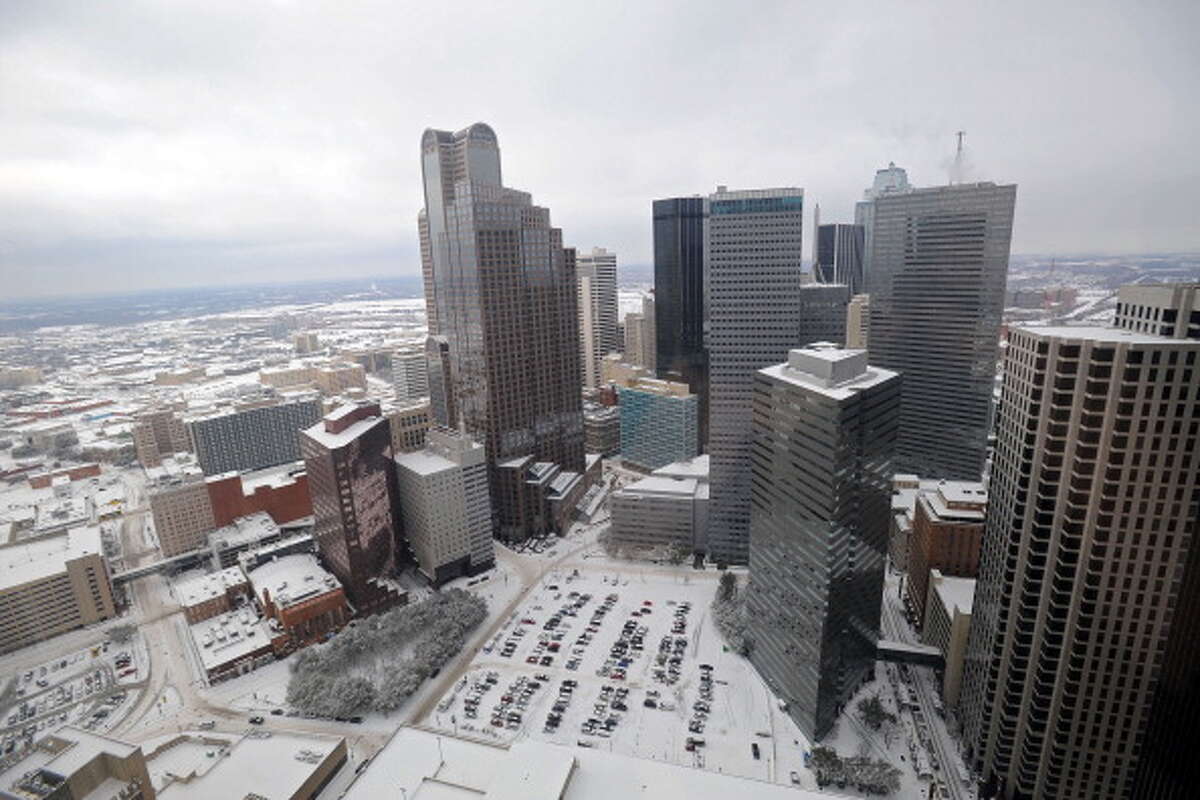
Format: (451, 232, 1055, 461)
(394, 430, 494, 584)
(207, 512, 291, 568)
(610, 454, 709, 556)
(246, 553, 349, 650)
(0, 726, 155, 799)
(143, 729, 344, 800)
(172, 566, 251, 624)
(0, 527, 116, 654)
(190, 607, 276, 684)
(345, 726, 852, 800)
(922, 569, 975, 706)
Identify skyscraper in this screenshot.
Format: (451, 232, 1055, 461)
(865, 181, 1017, 479)
(705, 186, 805, 565)
(961, 325, 1200, 799)
(846, 293, 870, 350)
(576, 247, 620, 389)
(418, 123, 585, 540)
(854, 161, 912, 280)
(300, 403, 404, 613)
(814, 223, 865, 294)
(653, 196, 708, 448)
(393, 345, 429, 404)
(797, 283, 851, 347)
(746, 345, 900, 740)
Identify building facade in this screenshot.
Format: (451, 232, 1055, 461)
(905, 481, 986, 626)
(394, 429, 495, 584)
(814, 223, 865, 294)
(960, 325, 1200, 799)
(617, 379, 698, 471)
(384, 399, 432, 454)
(418, 123, 585, 541)
(1113, 282, 1199, 339)
(149, 468, 216, 557)
(0, 527, 116, 654)
(745, 345, 900, 741)
(846, 293, 870, 350)
(186, 394, 322, 476)
(865, 181, 1017, 480)
(300, 403, 404, 614)
(393, 345, 430, 404)
(705, 186, 806, 565)
(921, 569, 975, 707)
(653, 196, 708, 449)
(576, 247, 620, 389)
(798, 283, 851, 347)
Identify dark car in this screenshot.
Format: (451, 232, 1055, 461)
(248, 716, 265, 725)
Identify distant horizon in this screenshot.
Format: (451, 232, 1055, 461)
(5, 249, 1199, 306)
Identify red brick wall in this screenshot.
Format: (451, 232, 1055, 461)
(207, 472, 313, 528)
(28, 463, 102, 489)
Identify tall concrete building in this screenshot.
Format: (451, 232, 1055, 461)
(814, 223, 865, 295)
(746, 345, 900, 741)
(622, 293, 657, 372)
(576, 247, 620, 389)
(186, 393, 322, 476)
(854, 162, 912, 289)
(653, 197, 708, 448)
(846, 293, 870, 350)
(300, 403, 404, 614)
(798, 283, 851, 347)
(961, 325, 1200, 799)
(418, 123, 584, 541)
(393, 345, 429, 404)
(865, 181, 1017, 480)
(705, 186, 805, 565)
(394, 429, 495, 585)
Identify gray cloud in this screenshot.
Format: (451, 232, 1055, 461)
(1, 0, 1197, 298)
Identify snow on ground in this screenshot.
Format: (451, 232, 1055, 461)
(130, 685, 182, 732)
(426, 564, 822, 790)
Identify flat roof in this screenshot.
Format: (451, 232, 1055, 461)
(345, 727, 850, 800)
(396, 448, 457, 477)
(246, 553, 339, 608)
(651, 453, 709, 480)
(0, 526, 103, 591)
(759, 359, 898, 401)
(300, 414, 381, 450)
(146, 730, 344, 800)
(208, 512, 280, 550)
(172, 566, 247, 608)
(1013, 324, 1200, 346)
(0, 726, 139, 791)
(620, 476, 699, 498)
(190, 608, 274, 673)
(932, 572, 976, 616)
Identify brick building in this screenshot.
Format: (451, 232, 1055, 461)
(206, 464, 312, 528)
(247, 553, 349, 650)
(905, 480, 987, 627)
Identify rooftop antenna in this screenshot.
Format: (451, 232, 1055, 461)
(952, 131, 966, 184)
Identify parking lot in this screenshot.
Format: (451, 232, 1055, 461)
(431, 565, 817, 787)
(0, 640, 142, 758)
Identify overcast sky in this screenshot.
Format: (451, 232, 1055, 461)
(1, 1, 1197, 299)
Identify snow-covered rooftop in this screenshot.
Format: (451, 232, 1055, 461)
(761, 346, 898, 400)
(246, 553, 339, 608)
(172, 566, 247, 608)
(344, 727, 852, 799)
(0, 525, 103, 590)
(651, 453, 709, 481)
(395, 448, 457, 477)
(190, 608, 273, 672)
(931, 571, 976, 617)
(1014, 324, 1200, 346)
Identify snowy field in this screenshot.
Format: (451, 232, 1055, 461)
(427, 565, 828, 790)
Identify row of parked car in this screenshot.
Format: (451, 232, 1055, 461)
(487, 674, 544, 730)
(687, 663, 716, 736)
(579, 683, 630, 739)
(543, 677, 578, 733)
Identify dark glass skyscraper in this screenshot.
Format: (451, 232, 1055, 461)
(652, 197, 708, 449)
(865, 181, 1016, 480)
(814, 223, 865, 295)
(418, 123, 584, 541)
